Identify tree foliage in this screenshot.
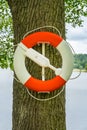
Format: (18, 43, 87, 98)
(74, 54, 87, 70)
(0, 0, 13, 69)
(65, 0, 87, 27)
(85, 64, 87, 71)
(0, 0, 87, 69)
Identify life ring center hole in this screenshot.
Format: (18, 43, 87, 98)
(25, 44, 62, 80)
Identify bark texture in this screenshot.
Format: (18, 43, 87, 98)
(7, 0, 66, 130)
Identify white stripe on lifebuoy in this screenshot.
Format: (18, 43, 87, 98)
(14, 45, 31, 84)
(56, 40, 74, 81)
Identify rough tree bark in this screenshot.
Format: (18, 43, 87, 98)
(7, 0, 66, 130)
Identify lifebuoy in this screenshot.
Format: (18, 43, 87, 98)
(14, 32, 74, 92)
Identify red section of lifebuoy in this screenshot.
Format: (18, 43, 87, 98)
(21, 31, 63, 48)
(25, 76, 66, 92)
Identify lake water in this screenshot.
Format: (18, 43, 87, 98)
(0, 69, 87, 130)
(0, 68, 13, 130)
(66, 72, 87, 130)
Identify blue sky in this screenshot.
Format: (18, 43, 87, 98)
(66, 17, 87, 54)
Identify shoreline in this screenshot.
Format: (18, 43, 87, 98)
(73, 69, 87, 72)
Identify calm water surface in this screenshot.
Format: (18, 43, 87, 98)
(0, 69, 87, 130)
(66, 72, 87, 130)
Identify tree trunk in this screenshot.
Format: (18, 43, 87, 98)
(7, 0, 66, 130)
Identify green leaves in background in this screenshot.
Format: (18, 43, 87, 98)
(65, 0, 87, 27)
(0, 0, 13, 69)
(74, 54, 87, 70)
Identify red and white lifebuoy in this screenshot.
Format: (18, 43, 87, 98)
(14, 32, 74, 92)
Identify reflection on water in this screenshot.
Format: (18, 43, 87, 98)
(0, 69, 87, 130)
(66, 72, 87, 130)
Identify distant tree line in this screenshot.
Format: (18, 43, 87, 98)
(74, 54, 87, 71)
